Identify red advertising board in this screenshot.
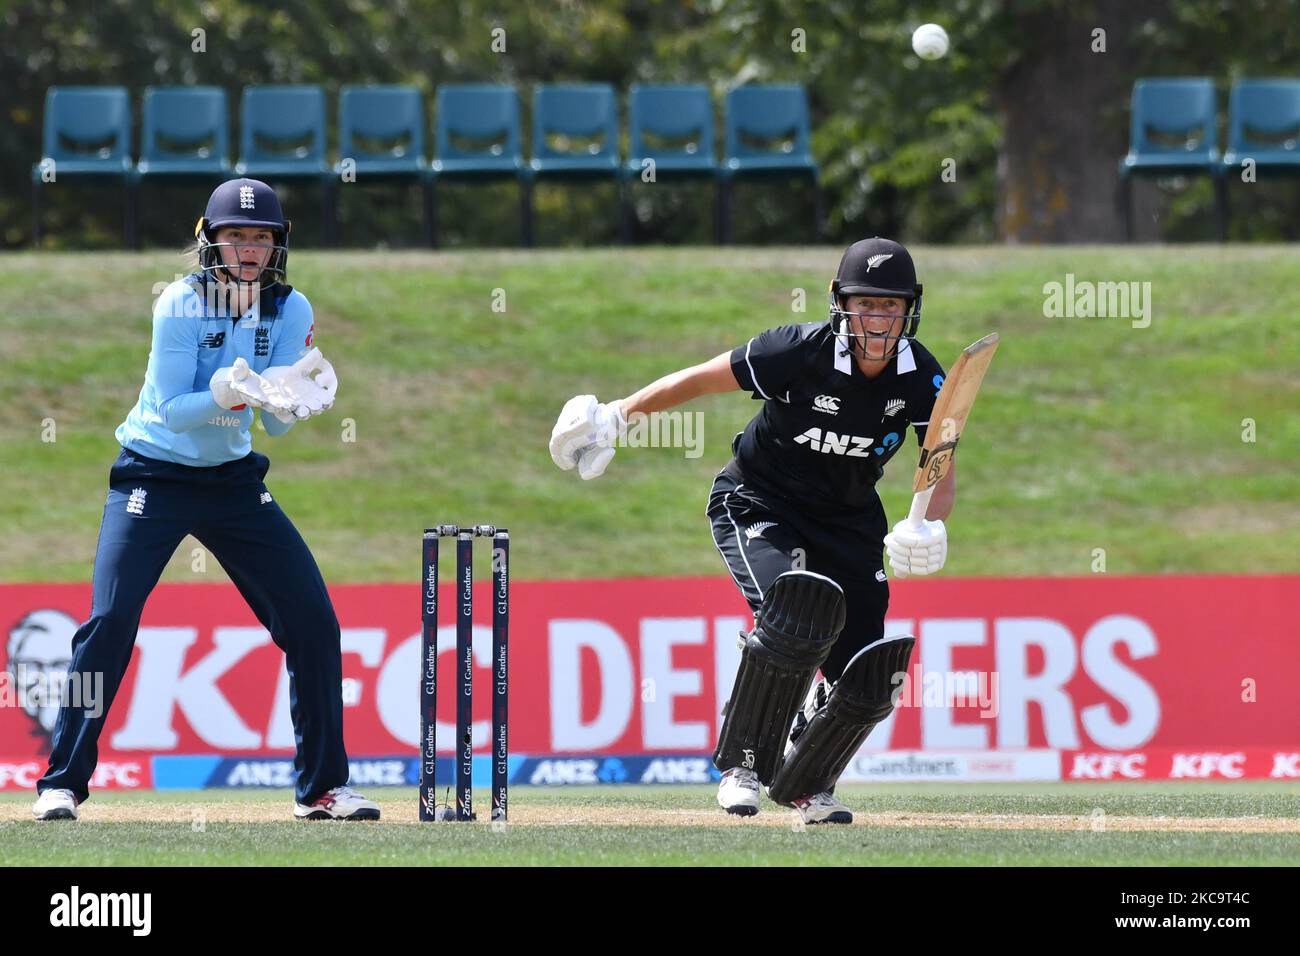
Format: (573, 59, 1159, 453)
(2, 576, 1296, 766)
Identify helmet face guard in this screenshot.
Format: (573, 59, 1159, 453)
(195, 218, 291, 290)
(829, 286, 922, 362)
(828, 237, 923, 362)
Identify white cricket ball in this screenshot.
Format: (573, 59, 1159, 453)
(912, 23, 949, 60)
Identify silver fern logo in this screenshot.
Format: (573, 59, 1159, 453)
(883, 398, 905, 418)
(865, 253, 893, 271)
(745, 521, 777, 541)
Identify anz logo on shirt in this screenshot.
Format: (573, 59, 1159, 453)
(793, 427, 874, 457)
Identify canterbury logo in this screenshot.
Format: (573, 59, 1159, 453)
(793, 427, 873, 457)
(883, 398, 905, 418)
(866, 253, 893, 270)
(812, 394, 840, 415)
(745, 522, 776, 541)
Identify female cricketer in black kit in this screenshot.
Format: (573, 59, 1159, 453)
(32, 179, 379, 822)
(549, 238, 954, 824)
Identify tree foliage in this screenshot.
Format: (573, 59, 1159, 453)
(2, 0, 1298, 248)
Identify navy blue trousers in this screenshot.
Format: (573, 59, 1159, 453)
(40, 447, 349, 804)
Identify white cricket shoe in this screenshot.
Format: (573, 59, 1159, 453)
(791, 791, 853, 825)
(294, 785, 381, 821)
(33, 788, 79, 821)
(717, 767, 761, 816)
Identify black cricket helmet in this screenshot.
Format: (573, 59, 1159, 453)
(194, 178, 291, 288)
(829, 237, 923, 358)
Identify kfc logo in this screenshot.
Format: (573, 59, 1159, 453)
(1069, 752, 1146, 779)
(1270, 753, 1300, 778)
(6, 608, 77, 741)
(1170, 752, 1245, 779)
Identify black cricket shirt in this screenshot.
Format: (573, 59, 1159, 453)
(728, 321, 947, 517)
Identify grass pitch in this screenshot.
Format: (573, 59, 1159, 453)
(2, 783, 1298, 866)
(1, 246, 1298, 584)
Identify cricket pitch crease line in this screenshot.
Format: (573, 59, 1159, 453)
(6, 805, 1297, 832)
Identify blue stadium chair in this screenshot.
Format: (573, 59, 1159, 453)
(1223, 79, 1300, 173)
(337, 85, 430, 245)
(528, 84, 622, 245)
(720, 85, 821, 243)
(1119, 78, 1223, 241)
(623, 84, 719, 242)
(235, 85, 334, 244)
(135, 87, 231, 245)
(31, 86, 135, 246)
(137, 86, 230, 179)
(430, 85, 528, 246)
(1222, 80, 1300, 237)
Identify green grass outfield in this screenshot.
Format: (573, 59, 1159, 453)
(2, 783, 1298, 866)
(1, 246, 1297, 583)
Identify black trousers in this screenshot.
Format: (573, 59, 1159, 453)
(706, 461, 889, 682)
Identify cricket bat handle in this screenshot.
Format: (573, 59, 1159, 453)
(905, 486, 934, 528)
(893, 487, 936, 580)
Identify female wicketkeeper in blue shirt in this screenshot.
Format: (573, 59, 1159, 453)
(33, 179, 378, 822)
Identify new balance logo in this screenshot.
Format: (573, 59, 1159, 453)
(745, 521, 776, 541)
(239, 185, 255, 209)
(199, 331, 225, 349)
(883, 398, 905, 418)
(259, 492, 273, 505)
(812, 394, 840, 415)
(126, 488, 147, 516)
(866, 253, 893, 271)
(793, 428, 873, 457)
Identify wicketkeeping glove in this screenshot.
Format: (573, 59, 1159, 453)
(210, 358, 282, 411)
(261, 347, 339, 422)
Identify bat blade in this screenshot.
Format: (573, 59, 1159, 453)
(903, 332, 1000, 529)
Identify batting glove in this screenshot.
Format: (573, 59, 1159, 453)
(549, 395, 625, 480)
(885, 518, 948, 578)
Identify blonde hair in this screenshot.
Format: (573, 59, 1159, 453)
(182, 238, 202, 274)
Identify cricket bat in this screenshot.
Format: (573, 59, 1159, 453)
(904, 331, 1001, 528)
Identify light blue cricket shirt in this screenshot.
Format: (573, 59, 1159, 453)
(116, 275, 316, 466)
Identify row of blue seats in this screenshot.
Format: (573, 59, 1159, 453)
(1120, 78, 1300, 239)
(31, 83, 821, 247)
